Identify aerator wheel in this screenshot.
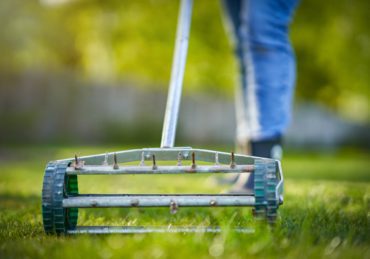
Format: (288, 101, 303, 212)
(41, 162, 79, 234)
(253, 160, 278, 224)
(42, 163, 56, 234)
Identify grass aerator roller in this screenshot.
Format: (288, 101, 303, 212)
(42, 0, 284, 235)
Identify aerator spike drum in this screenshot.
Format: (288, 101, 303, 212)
(41, 0, 284, 235)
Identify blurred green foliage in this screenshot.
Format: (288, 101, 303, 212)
(1, 0, 369, 121)
(291, 0, 369, 122)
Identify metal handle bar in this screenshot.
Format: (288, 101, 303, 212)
(160, 0, 193, 148)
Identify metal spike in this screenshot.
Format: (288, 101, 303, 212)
(73, 154, 84, 169)
(113, 153, 119, 170)
(139, 152, 145, 166)
(215, 152, 220, 166)
(177, 152, 183, 166)
(152, 154, 157, 170)
(230, 152, 236, 168)
(191, 152, 196, 169)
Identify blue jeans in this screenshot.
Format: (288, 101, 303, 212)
(222, 0, 300, 144)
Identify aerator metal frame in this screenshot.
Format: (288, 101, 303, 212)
(41, 0, 284, 234)
(42, 148, 283, 234)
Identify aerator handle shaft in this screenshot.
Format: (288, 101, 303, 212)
(160, 0, 193, 148)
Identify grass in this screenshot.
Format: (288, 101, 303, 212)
(0, 146, 369, 258)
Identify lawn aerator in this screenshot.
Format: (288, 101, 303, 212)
(42, 0, 284, 234)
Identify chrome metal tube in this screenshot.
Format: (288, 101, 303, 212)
(66, 164, 254, 175)
(63, 194, 255, 208)
(160, 0, 193, 148)
(67, 226, 255, 234)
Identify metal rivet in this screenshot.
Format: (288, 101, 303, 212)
(131, 199, 139, 207)
(170, 200, 178, 214)
(210, 200, 217, 206)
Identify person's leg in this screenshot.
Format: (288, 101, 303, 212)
(221, 0, 252, 155)
(218, 0, 251, 185)
(232, 0, 300, 192)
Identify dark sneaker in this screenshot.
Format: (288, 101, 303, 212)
(230, 136, 283, 191)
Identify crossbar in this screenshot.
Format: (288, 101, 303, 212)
(66, 164, 254, 175)
(63, 194, 255, 208)
(67, 226, 255, 234)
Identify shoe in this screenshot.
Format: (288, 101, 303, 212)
(230, 136, 283, 192)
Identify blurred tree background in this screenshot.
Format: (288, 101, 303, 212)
(0, 0, 369, 145)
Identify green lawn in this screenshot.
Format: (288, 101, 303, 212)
(0, 146, 369, 258)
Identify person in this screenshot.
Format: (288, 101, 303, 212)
(221, 0, 300, 192)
